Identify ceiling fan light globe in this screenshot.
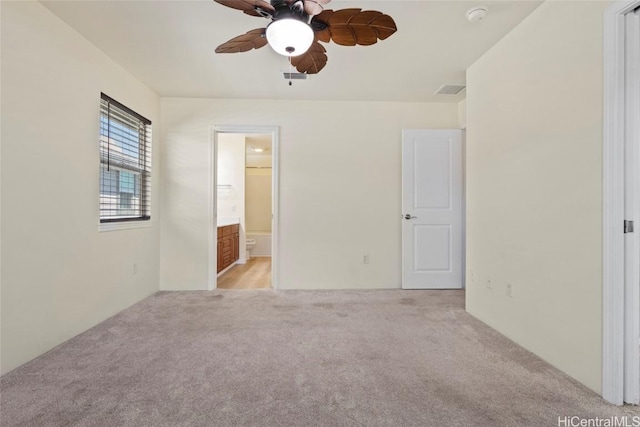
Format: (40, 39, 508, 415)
(266, 19, 314, 57)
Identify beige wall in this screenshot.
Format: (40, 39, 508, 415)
(465, 0, 608, 393)
(1, 2, 160, 374)
(160, 99, 458, 290)
(458, 99, 467, 129)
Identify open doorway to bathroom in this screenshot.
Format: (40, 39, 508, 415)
(210, 126, 278, 290)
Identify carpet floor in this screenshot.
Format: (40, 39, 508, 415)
(1, 290, 638, 426)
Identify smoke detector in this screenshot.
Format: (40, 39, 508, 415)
(466, 6, 488, 23)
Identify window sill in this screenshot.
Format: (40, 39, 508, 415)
(99, 221, 152, 232)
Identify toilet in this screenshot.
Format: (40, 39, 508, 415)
(245, 239, 256, 260)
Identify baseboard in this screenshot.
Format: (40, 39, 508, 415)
(250, 252, 272, 257)
(216, 262, 237, 277)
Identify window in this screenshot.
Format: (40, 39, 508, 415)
(99, 93, 151, 223)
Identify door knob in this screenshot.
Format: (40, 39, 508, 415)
(404, 214, 417, 220)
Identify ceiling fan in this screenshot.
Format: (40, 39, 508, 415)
(213, 0, 397, 75)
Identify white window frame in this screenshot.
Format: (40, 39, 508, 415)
(98, 94, 152, 232)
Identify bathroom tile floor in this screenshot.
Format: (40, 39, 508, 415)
(217, 257, 271, 289)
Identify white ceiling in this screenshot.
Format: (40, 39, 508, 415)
(41, 0, 542, 102)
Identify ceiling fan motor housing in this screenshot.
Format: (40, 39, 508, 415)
(271, 0, 306, 20)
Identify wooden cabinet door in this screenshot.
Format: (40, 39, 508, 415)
(217, 225, 240, 273)
(233, 233, 239, 262)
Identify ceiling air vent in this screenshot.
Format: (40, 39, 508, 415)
(283, 72, 307, 80)
(434, 84, 466, 95)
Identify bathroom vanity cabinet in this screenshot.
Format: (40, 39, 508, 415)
(217, 224, 239, 273)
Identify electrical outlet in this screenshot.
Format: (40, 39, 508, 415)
(362, 254, 369, 264)
(132, 263, 138, 275)
(506, 283, 512, 297)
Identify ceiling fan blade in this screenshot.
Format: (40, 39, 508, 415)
(215, 28, 268, 53)
(303, 0, 331, 16)
(313, 8, 397, 46)
(291, 40, 327, 74)
(214, 0, 274, 17)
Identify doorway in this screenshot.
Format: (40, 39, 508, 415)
(603, 0, 640, 405)
(209, 126, 280, 290)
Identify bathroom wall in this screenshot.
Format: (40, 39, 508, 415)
(246, 153, 272, 168)
(217, 133, 247, 262)
(246, 149, 272, 233)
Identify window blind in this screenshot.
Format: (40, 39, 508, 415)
(99, 93, 152, 222)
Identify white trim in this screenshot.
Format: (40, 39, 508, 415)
(272, 127, 280, 290)
(248, 251, 272, 257)
(624, 8, 640, 405)
(209, 125, 280, 290)
(98, 220, 152, 232)
(208, 127, 218, 290)
(603, 0, 640, 406)
(462, 129, 466, 289)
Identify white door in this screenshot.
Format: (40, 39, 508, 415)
(402, 129, 463, 289)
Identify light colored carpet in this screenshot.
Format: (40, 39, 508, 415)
(1, 290, 638, 426)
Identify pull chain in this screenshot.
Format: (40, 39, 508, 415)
(288, 56, 293, 86)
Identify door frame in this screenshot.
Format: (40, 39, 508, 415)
(603, 0, 640, 405)
(208, 125, 280, 290)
